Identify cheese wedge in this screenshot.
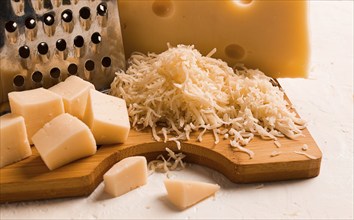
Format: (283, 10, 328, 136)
(118, 0, 309, 78)
(103, 156, 147, 197)
(49, 76, 95, 120)
(84, 90, 130, 145)
(0, 114, 31, 168)
(8, 88, 64, 144)
(32, 113, 96, 170)
(164, 179, 220, 210)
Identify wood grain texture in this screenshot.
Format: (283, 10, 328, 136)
(0, 84, 322, 203)
(0, 126, 322, 203)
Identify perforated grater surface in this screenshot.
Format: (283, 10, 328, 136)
(0, 0, 125, 108)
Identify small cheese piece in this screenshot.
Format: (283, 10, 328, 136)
(103, 156, 147, 197)
(118, 0, 309, 78)
(164, 179, 220, 210)
(32, 113, 96, 170)
(84, 89, 130, 145)
(49, 76, 95, 120)
(8, 88, 64, 144)
(0, 114, 32, 168)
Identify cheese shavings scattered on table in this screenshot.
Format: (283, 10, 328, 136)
(110, 44, 306, 155)
(148, 147, 186, 174)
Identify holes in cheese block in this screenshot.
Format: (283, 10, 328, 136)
(239, 0, 253, 4)
(152, 0, 174, 17)
(225, 44, 246, 60)
(233, 0, 253, 6)
(13, 75, 25, 88)
(50, 67, 61, 79)
(68, 63, 78, 75)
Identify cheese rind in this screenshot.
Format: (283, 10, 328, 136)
(103, 156, 147, 197)
(8, 88, 64, 144)
(164, 179, 220, 210)
(118, 0, 309, 78)
(49, 76, 95, 120)
(0, 114, 32, 168)
(84, 90, 130, 145)
(32, 113, 96, 170)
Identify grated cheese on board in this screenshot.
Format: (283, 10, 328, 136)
(110, 45, 306, 157)
(148, 147, 186, 174)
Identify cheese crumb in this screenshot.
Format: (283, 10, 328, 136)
(294, 151, 317, 159)
(274, 140, 281, 148)
(270, 151, 281, 157)
(110, 45, 306, 153)
(148, 147, 186, 173)
(302, 144, 309, 151)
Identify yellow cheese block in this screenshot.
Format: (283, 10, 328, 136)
(8, 88, 64, 144)
(49, 76, 95, 120)
(0, 114, 32, 168)
(118, 0, 309, 78)
(103, 156, 148, 197)
(84, 90, 130, 145)
(32, 113, 96, 170)
(164, 179, 220, 210)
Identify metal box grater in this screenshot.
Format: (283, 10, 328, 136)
(0, 0, 125, 110)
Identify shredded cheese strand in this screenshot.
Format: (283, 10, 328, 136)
(110, 44, 306, 157)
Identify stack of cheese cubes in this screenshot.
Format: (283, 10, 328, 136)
(0, 76, 130, 170)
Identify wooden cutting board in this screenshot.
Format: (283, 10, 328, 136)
(0, 94, 322, 203)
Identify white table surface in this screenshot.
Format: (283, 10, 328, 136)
(1, 1, 353, 219)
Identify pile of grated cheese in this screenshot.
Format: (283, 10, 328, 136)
(110, 44, 306, 158)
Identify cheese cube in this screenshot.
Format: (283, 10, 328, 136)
(118, 1, 309, 78)
(32, 113, 96, 170)
(8, 88, 64, 144)
(84, 90, 130, 145)
(164, 179, 220, 210)
(0, 114, 32, 168)
(49, 76, 95, 120)
(103, 156, 147, 197)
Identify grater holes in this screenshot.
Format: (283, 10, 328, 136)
(85, 60, 95, 71)
(37, 42, 49, 55)
(25, 17, 36, 29)
(74, 35, 84, 47)
(97, 3, 108, 16)
(79, 7, 91, 20)
(32, 71, 43, 83)
(91, 32, 101, 44)
(102, 57, 111, 68)
(68, 63, 78, 75)
(43, 13, 55, 26)
(61, 9, 73, 23)
(50, 67, 61, 79)
(13, 75, 25, 87)
(5, 21, 17, 33)
(18, 45, 30, 59)
(56, 39, 66, 51)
